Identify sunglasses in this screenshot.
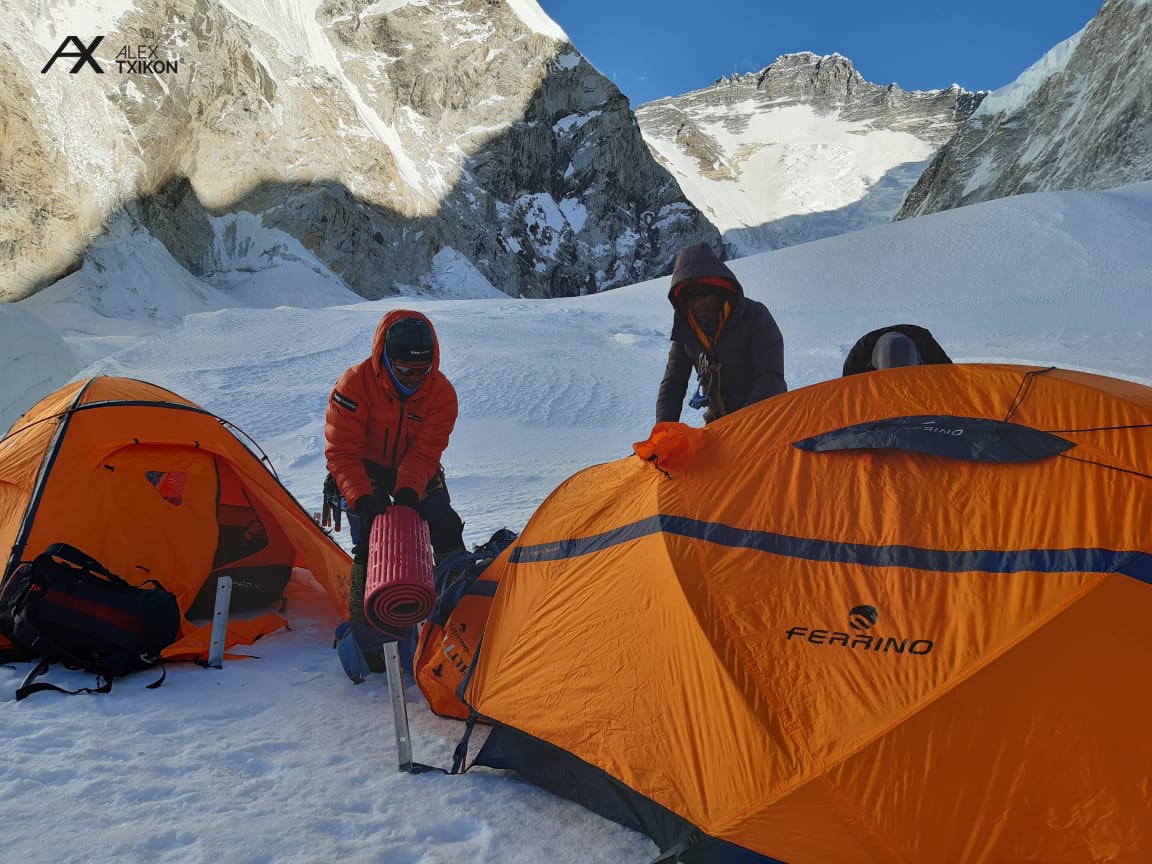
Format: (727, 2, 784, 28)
(679, 285, 719, 302)
(393, 362, 432, 377)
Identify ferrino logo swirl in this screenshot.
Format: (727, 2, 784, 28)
(784, 604, 935, 656)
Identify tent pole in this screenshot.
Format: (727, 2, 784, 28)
(383, 640, 414, 771)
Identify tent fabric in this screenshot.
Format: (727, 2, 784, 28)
(0, 376, 351, 659)
(465, 364, 1152, 864)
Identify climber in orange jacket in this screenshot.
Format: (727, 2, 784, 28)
(325, 310, 466, 651)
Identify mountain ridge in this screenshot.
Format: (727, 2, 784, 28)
(897, 0, 1152, 218)
(1, 0, 718, 303)
(634, 51, 983, 256)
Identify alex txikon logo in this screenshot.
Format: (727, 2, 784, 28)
(785, 604, 935, 655)
(41, 36, 179, 74)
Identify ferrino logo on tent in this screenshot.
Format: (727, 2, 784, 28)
(436, 619, 473, 677)
(784, 604, 936, 655)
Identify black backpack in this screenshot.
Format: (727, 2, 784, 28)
(0, 543, 181, 699)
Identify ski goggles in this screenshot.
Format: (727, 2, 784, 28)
(393, 362, 432, 378)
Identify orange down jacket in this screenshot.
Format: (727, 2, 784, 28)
(324, 310, 458, 507)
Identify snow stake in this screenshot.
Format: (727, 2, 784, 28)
(205, 576, 232, 669)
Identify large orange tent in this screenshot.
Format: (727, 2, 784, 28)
(464, 364, 1152, 863)
(0, 376, 350, 659)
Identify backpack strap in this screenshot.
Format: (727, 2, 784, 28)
(15, 658, 113, 700)
(41, 543, 124, 584)
(14, 657, 167, 701)
(431, 573, 497, 625)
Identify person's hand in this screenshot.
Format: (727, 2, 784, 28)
(355, 495, 379, 533)
(392, 487, 420, 510)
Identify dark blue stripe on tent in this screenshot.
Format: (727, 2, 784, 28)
(508, 514, 1152, 584)
(463, 580, 498, 598)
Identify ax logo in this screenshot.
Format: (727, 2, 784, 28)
(41, 36, 105, 74)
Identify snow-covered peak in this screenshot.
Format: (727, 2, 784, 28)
(635, 52, 980, 256)
(506, 0, 569, 40)
(898, 0, 1151, 217)
(973, 26, 1085, 118)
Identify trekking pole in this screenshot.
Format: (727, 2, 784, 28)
(383, 640, 415, 771)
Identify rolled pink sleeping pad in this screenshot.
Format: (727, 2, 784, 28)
(364, 504, 435, 634)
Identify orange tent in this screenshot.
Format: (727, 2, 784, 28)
(465, 364, 1152, 864)
(0, 376, 350, 659)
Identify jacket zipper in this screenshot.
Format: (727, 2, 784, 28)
(388, 392, 408, 472)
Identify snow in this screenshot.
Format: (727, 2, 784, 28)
(0, 305, 78, 436)
(643, 102, 937, 256)
(3, 180, 1152, 862)
(554, 110, 601, 133)
(555, 51, 581, 70)
(513, 193, 569, 258)
(364, 0, 418, 14)
(506, 0, 569, 41)
(973, 27, 1086, 118)
(558, 197, 588, 232)
(424, 248, 508, 299)
(217, 0, 429, 198)
(18, 0, 138, 55)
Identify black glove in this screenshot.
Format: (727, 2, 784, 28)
(392, 487, 420, 510)
(355, 495, 380, 534)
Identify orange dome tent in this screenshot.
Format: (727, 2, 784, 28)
(0, 376, 350, 659)
(465, 364, 1152, 864)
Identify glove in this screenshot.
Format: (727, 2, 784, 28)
(392, 487, 420, 510)
(355, 494, 380, 535)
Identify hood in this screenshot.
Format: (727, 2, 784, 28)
(370, 309, 441, 378)
(667, 242, 744, 310)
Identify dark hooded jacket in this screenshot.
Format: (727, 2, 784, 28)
(655, 243, 786, 423)
(841, 324, 952, 376)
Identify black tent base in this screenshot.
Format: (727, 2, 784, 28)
(474, 724, 786, 864)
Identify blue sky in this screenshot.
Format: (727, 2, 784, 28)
(535, 0, 1104, 105)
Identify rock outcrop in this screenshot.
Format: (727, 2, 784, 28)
(897, 0, 1152, 219)
(0, 0, 718, 302)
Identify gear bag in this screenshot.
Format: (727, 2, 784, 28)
(0, 543, 181, 699)
(414, 528, 517, 719)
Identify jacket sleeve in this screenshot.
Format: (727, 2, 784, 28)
(656, 342, 693, 423)
(395, 377, 458, 496)
(324, 367, 374, 506)
(745, 306, 787, 405)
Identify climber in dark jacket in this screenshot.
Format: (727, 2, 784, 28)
(656, 242, 786, 424)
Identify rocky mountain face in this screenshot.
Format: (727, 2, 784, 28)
(635, 52, 983, 255)
(897, 0, 1152, 219)
(0, 0, 718, 303)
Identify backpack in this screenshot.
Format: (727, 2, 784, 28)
(0, 543, 182, 699)
(414, 528, 518, 719)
